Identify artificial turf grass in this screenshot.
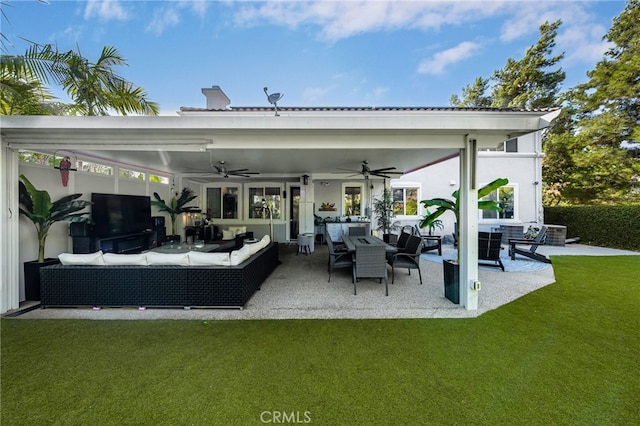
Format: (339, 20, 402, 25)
(1, 256, 638, 425)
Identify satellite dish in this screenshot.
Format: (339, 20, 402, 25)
(264, 87, 284, 116)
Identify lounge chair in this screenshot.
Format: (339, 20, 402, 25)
(508, 226, 551, 264)
(412, 225, 442, 256)
(478, 231, 504, 271)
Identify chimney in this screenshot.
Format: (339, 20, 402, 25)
(201, 86, 231, 109)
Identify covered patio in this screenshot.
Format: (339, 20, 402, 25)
(1, 108, 560, 313)
(8, 242, 638, 320)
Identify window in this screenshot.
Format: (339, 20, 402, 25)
(248, 186, 282, 219)
(392, 187, 419, 216)
(206, 186, 239, 219)
(481, 186, 516, 220)
(78, 160, 113, 175)
(119, 168, 145, 180)
(149, 174, 170, 184)
(343, 185, 362, 216)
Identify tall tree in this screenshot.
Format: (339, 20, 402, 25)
(544, 0, 640, 204)
(450, 21, 565, 110)
(450, 77, 492, 107)
(492, 20, 565, 109)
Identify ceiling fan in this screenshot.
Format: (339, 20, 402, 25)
(336, 160, 403, 180)
(212, 160, 260, 178)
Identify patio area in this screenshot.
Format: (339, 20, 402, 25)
(9, 242, 637, 321)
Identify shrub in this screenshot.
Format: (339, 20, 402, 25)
(544, 205, 640, 251)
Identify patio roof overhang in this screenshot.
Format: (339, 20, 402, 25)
(0, 109, 559, 178)
(0, 108, 560, 314)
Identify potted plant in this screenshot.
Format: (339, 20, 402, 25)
(18, 174, 93, 300)
(419, 177, 508, 304)
(372, 188, 399, 243)
(151, 187, 200, 241)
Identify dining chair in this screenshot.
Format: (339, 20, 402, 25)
(327, 239, 354, 282)
(386, 235, 423, 284)
(353, 244, 388, 296)
(393, 231, 412, 251)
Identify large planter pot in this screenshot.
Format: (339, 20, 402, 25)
(443, 259, 460, 304)
(24, 258, 60, 301)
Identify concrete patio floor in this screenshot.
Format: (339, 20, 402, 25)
(6, 243, 637, 321)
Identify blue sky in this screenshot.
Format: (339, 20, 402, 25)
(2, 0, 627, 115)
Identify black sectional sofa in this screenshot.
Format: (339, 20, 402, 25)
(40, 242, 279, 309)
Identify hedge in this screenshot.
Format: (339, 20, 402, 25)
(544, 205, 640, 251)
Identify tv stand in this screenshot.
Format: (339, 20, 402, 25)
(73, 231, 154, 254)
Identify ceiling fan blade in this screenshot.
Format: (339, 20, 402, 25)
(372, 166, 397, 172)
(227, 168, 249, 173)
(335, 167, 361, 173)
(230, 171, 259, 175)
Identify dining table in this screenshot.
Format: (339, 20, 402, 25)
(341, 235, 397, 254)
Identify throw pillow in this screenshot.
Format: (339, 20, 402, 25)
(58, 251, 105, 266)
(146, 252, 190, 266)
(261, 234, 271, 245)
(103, 253, 148, 265)
(229, 226, 247, 236)
(222, 229, 234, 240)
(188, 251, 231, 266)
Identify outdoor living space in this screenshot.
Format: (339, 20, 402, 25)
(9, 241, 637, 320)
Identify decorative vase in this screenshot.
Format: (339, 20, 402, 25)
(24, 258, 60, 301)
(443, 259, 460, 304)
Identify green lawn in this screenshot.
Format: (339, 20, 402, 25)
(2, 256, 639, 425)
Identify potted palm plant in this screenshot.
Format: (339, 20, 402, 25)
(420, 177, 508, 303)
(151, 187, 200, 241)
(19, 174, 93, 300)
(372, 188, 399, 243)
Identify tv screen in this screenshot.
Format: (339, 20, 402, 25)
(91, 193, 152, 238)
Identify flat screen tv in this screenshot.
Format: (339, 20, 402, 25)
(91, 193, 152, 238)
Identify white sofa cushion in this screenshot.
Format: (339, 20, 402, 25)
(146, 252, 190, 266)
(261, 234, 271, 245)
(58, 251, 105, 266)
(228, 226, 247, 236)
(188, 251, 230, 266)
(248, 240, 264, 255)
(222, 229, 234, 240)
(229, 245, 252, 266)
(103, 253, 148, 265)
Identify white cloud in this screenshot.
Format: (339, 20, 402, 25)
(302, 86, 331, 103)
(556, 23, 611, 66)
(232, 1, 509, 42)
(146, 7, 181, 36)
(417, 41, 481, 75)
(84, 0, 130, 21)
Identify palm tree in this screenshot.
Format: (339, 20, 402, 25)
(61, 46, 158, 116)
(1, 43, 158, 116)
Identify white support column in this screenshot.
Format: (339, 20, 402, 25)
(0, 139, 20, 313)
(459, 135, 480, 310)
(299, 175, 315, 235)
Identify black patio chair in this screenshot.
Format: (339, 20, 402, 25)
(508, 226, 551, 264)
(392, 231, 412, 252)
(412, 225, 442, 256)
(478, 231, 505, 271)
(327, 239, 353, 283)
(386, 234, 423, 284)
(353, 244, 388, 296)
